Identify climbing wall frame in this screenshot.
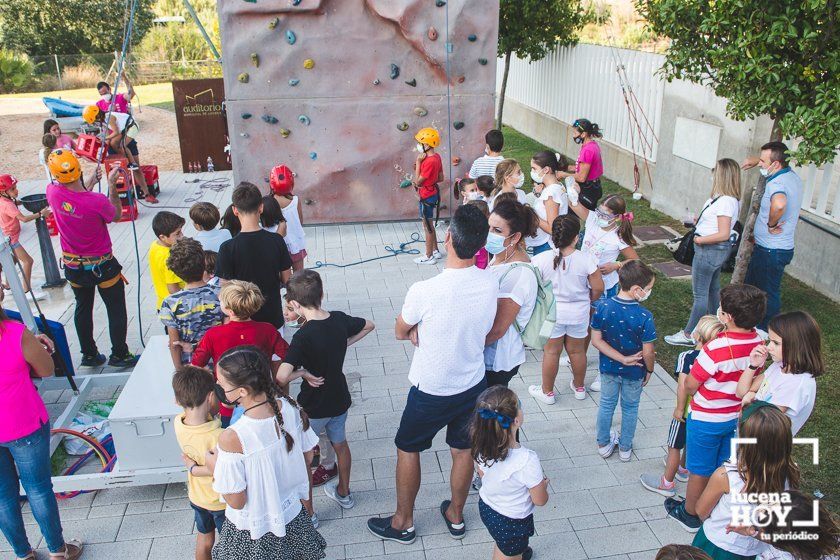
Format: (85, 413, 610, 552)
(218, 0, 500, 223)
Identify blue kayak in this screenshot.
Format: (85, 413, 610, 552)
(42, 96, 86, 117)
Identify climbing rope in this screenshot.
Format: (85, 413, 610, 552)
(443, 0, 455, 219)
(309, 232, 425, 269)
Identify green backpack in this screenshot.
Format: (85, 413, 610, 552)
(498, 262, 556, 350)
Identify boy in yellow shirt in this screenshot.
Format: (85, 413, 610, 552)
(172, 366, 225, 560)
(149, 211, 185, 309)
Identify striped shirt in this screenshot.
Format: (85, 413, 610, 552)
(468, 155, 505, 179)
(689, 331, 763, 422)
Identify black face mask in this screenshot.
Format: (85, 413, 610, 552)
(214, 383, 240, 407)
(573, 136, 585, 145)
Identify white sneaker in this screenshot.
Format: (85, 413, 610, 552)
(432, 249, 445, 259)
(589, 375, 601, 392)
(413, 255, 437, 265)
(528, 384, 556, 405)
(570, 378, 586, 400)
(324, 483, 355, 509)
(619, 447, 633, 462)
(664, 331, 694, 346)
(598, 430, 618, 458)
(559, 355, 570, 367)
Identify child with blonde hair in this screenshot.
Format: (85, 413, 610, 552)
(491, 159, 527, 206)
(640, 315, 724, 497)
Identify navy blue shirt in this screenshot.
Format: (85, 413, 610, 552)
(591, 296, 656, 380)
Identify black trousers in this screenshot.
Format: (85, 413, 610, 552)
(65, 258, 129, 358)
(485, 365, 520, 388)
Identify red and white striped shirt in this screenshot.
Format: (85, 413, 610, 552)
(690, 330, 763, 422)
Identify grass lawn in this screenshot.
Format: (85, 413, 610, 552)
(505, 125, 839, 511)
(1, 82, 175, 111)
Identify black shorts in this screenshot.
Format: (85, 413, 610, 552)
(479, 499, 534, 556)
(107, 138, 139, 156)
(666, 417, 687, 450)
(394, 380, 486, 452)
(191, 502, 226, 534)
(485, 365, 520, 388)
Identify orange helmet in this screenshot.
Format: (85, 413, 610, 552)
(414, 127, 440, 148)
(270, 164, 294, 195)
(48, 149, 82, 183)
(82, 105, 101, 124)
(0, 174, 17, 192)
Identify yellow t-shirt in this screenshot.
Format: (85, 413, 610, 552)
(148, 242, 184, 309)
(174, 414, 225, 511)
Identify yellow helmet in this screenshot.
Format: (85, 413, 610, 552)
(82, 105, 100, 124)
(48, 149, 82, 183)
(414, 127, 440, 148)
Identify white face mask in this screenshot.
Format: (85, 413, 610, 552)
(416, 143, 426, 153)
(514, 173, 524, 189)
(101, 93, 112, 102)
(530, 169, 546, 184)
(759, 166, 771, 177)
(466, 191, 484, 201)
(638, 287, 652, 302)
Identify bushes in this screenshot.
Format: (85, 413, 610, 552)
(61, 61, 105, 90)
(0, 49, 37, 93)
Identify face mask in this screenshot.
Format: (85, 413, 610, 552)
(597, 217, 613, 229)
(530, 169, 546, 184)
(213, 383, 241, 407)
(485, 232, 513, 255)
(466, 191, 484, 201)
(416, 143, 426, 153)
(716, 307, 728, 325)
(759, 166, 771, 178)
(101, 93, 112, 102)
(573, 136, 584, 145)
(484, 145, 491, 155)
(637, 288, 652, 302)
(514, 174, 524, 189)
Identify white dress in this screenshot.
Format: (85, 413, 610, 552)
(281, 196, 306, 255)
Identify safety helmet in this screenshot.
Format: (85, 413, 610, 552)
(414, 127, 440, 148)
(48, 149, 82, 184)
(269, 164, 295, 195)
(82, 105, 101, 125)
(0, 174, 17, 192)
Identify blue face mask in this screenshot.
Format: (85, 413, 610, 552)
(485, 232, 513, 255)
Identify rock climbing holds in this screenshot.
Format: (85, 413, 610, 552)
(435, 0, 446, 6)
(453, 121, 465, 130)
(397, 122, 409, 131)
(457, 75, 466, 83)
(428, 27, 438, 41)
(292, 0, 302, 5)
(390, 64, 400, 79)
(262, 114, 278, 124)
(241, 112, 252, 119)
(279, 128, 291, 138)
(298, 114, 311, 126)
(303, 58, 315, 69)
(243, 0, 256, 3)
(405, 78, 417, 87)
(309, 152, 318, 160)
(288, 78, 300, 86)
(250, 53, 259, 67)
(240, 133, 250, 138)
(452, 156, 461, 166)
(478, 58, 488, 65)
(373, 78, 381, 85)
(286, 30, 297, 45)
(268, 17, 280, 29)
(413, 106, 428, 117)
(238, 72, 249, 83)
(399, 179, 413, 188)
(468, 34, 477, 42)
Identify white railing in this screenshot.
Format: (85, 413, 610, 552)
(797, 157, 839, 225)
(497, 43, 665, 162)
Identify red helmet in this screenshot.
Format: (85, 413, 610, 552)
(0, 174, 17, 192)
(269, 164, 294, 195)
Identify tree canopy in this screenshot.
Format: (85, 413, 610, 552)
(497, 0, 589, 61)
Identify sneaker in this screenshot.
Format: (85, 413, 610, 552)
(570, 378, 586, 400)
(311, 464, 338, 487)
(662, 456, 689, 483)
(310, 513, 319, 529)
(598, 430, 618, 458)
(440, 500, 466, 539)
(664, 496, 684, 513)
(107, 353, 140, 368)
(80, 353, 107, 367)
(664, 331, 694, 346)
(144, 195, 159, 204)
(528, 385, 556, 405)
(471, 474, 482, 491)
(640, 473, 676, 497)
(668, 502, 702, 533)
(432, 249, 445, 259)
(413, 254, 437, 265)
(324, 484, 355, 509)
(589, 374, 601, 392)
(522, 547, 533, 560)
(367, 516, 416, 545)
(619, 447, 633, 462)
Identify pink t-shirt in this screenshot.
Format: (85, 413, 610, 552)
(54, 133, 75, 150)
(0, 320, 49, 443)
(0, 197, 21, 244)
(576, 141, 604, 181)
(46, 181, 115, 256)
(96, 93, 130, 114)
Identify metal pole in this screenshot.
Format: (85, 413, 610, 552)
(182, 0, 222, 62)
(54, 54, 63, 90)
(0, 239, 38, 332)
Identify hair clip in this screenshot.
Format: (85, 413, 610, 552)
(621, 212, 634, 222)
(478, 408, 512, 429)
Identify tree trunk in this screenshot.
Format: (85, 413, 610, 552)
(495, 50, 512, 130)
(731, 117, 783, 283)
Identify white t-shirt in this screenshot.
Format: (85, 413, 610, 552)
(532, 249, 597, 325)
(280, 195, 306, 255)
(581, 211, 629, 290)
(478, 446, 544, 519)
(489, 189, 527, 211)
(194, 228, 232, 253)
(695, 196, 740, 238)
(485, 263, 538, 372)
(468, 155, 505, 179)
(527, 182, 568, 248)
(755, 362, 816, 435)
(401, 266, 498, 396)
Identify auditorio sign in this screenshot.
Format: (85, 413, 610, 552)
(173, 79, 231, 172)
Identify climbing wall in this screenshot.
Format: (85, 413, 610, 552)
(218, 0, 500, 223)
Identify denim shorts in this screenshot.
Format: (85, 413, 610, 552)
(395, 380, 486, 452)
(191, 502, 226, 534)
(308, 412, 348, 445)
(419, 194, 439, 220)
(685, 414, 737, 477)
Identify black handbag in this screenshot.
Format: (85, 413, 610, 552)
(668, 197, 719, 265)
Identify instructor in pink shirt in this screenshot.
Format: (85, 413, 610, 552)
(558, 118, 605, 211)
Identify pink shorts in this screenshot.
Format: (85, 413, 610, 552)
(290, 249, 307, 263)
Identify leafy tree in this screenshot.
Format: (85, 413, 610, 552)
(0, 0, 154, 56)
(134, 0, 220, 62)
(496, 0, 591, 129)
(637, 0, 840, 281)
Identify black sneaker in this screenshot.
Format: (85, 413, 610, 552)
(668, 502, 702, 533)
(80, 353, 107, 367)
(664, 496, 685, 513)
(367, 516, 416, 544)
(440, 500, 466, 539)
(108, 353, 140, 368)
(523, 547, 534, 560)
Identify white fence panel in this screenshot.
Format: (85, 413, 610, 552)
(795, 157, 840, 225)
(496, 43, 665, 162)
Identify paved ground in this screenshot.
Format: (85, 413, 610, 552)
(3, 172, 692, 559)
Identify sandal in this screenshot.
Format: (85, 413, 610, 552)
(49, 539, 83, 560)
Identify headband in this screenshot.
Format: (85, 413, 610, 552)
(478, 408, 513, 429)
(740, 400, 780, 424)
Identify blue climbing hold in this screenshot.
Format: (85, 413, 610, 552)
(309, 152, 318, 160)
(453, 121, 465, 130)
(468, 34, 477, 42)
(292, 0, 302, 4)
(435, 0, 446, 6)
(390, 64, 400, 79)
(262, 114, 278, 124)
(241, 112, 252, 119)
(478, 58, 488, 65)
(286, 30, 297, 45)
(399, 179, 413, 188)
(289, 78, 300, 86)
(298, 114, 311, 125)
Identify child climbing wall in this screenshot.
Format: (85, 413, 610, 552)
(218, 0, 500, 223)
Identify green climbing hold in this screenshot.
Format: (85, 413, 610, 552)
(478, 58, 488, 65)
(390, 64, 400, 79)
(251, 53, 259, 67)
(435, 0, 446, 6)
(399, 179, 413, 188)
(243, 0, 256, 3)
(262, 114, 278, 124)
(286, 30, 297, 45)
(292, 0, 302, 4)
(241, 112, 252, 119)
(453, 121, 465, 130)
(268, 17, 279, 29)
(405, 78, 417, 87)
(279, 128, 291, 138)
(289, 78, 300, 86)
(397, 122, 409, 131)
(298, 115, 311, 125)
(238, 72, 249, 83)
(413, 106, 428, 117)
(468, 34, 477, 42)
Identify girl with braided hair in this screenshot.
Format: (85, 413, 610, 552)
(204, 346, 326, 560)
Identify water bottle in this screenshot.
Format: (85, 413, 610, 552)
(207, 157, 215, 172)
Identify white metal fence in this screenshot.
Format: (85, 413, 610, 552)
(496, 43, 665, 162)
(797, 158, 839, 225)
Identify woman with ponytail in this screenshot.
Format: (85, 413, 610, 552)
(558, 118, 605, 210)
(205, 346, 326, 560)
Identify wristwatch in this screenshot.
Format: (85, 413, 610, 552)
(746, 364, 759, 371)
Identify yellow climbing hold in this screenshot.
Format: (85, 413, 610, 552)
(238, 73, 249, 83)
(303, 59, 315, 69)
